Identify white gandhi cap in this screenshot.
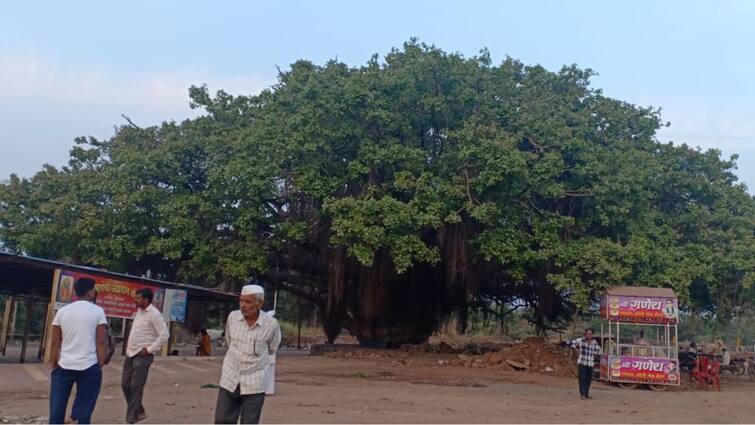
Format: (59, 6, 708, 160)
(241, 284, 264, 296)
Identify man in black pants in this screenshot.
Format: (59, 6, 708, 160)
(571, 328, 602, 400)
(122, 288, 169, 423)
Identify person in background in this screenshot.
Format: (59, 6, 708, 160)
(634, 330, 650, 357)
(197, 328, 212, 356)
(571, 328, 602, 400)
(121, 288, 169, 424)
(215, 285, 281, 424)
(634, 330, 648, 345)
(721, 347, 731, 366)
(49, 277, 107, 424)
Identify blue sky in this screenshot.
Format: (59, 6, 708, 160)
(1, 1, 754, 190)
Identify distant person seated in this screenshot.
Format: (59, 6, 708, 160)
(634, 330, 649, 345)
(634, 331, 650, 357)
(197, 329, 212, 356)
(688, 341, 698, 354)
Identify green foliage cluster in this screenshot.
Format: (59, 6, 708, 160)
(2, 40, 753, 344)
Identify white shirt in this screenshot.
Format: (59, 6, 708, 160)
(126, 304, 170, 358)
(220, 310, 281, 395)
(52, 300, 107, 370)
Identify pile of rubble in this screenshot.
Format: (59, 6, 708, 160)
(324, 350, 399, 360)
(448, 337, 577, 377)
(319, 337, 577, 377)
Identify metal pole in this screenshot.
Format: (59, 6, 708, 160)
(674, 325, 678, 360)
(617, 321, 621, 355)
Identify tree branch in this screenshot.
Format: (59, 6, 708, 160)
(463, 168, 479, 205)
(121, 114, 142, 129)
(565, 191, 593, 197)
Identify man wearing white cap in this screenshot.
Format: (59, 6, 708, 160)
(215, 285, 281, 424)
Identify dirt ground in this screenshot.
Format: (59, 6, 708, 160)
(1, 348, 754, 424)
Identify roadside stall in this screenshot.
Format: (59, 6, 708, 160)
(0, 253, 236, 362)
(598, 286, 680, 391)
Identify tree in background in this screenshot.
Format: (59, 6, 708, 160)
(2, 40, 754, 346)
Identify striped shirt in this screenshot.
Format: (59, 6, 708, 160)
(219, 310, 281, 395)
(571, 337, 602, 367)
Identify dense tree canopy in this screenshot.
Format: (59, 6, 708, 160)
(2, 41, 754, 345)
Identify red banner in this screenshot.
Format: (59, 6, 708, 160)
(601, 295, 678, 324)
(54, 269, 165, 319)
(605, 355, 679, 385)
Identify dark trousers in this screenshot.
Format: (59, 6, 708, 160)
(215, 386, 265, 424)
(578, 364, 594, 398)
(122, 354, 154, 423)
(49, 364, 102, 424)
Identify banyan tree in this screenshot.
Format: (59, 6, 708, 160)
(2, 40, 754, 347)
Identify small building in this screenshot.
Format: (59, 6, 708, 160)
(0, 253, 237, 363)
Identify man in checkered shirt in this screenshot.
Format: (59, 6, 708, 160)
(215, 285, 281, 424)
(571, 328, 601, 400)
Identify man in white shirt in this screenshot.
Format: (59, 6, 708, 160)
(215, 285, 281, 424)
(122, 287, 169, 424)
(49, 277, 108, 424)
(722, 347, 731, 366)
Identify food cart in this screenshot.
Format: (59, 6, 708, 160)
(598, 286, 680, 390)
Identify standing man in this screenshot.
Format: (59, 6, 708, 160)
(571, 328, 602, 400)
(122, 288, 169, 424)
(49, 277, 107, 424)
(215, 285, 281, 424)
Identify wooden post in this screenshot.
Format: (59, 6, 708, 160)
(168, 321, 177, 355)
(297, 300, 303, 350)
(37, 302, 53, 359)
(220, 303, 231, 330)
(1, 296, 14, 356)
(161, 320, 176, 356)
(19, 294, 35, 363)
(43, 269, 61, 364)
(10, 300, 18, 336)
(161, 329, 169, 357)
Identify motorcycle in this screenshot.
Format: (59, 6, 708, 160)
(679, 351, 697, 373)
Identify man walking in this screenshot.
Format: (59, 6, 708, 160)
(571, 328, 601, 400)
(215, 285, 281, 424)
(49, 277, 108, 424)
(122, 288, 169, 423)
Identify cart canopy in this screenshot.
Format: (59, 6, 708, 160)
(601, 286, 678, 324)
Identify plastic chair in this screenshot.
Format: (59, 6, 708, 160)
(690, 356, 721, 391)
